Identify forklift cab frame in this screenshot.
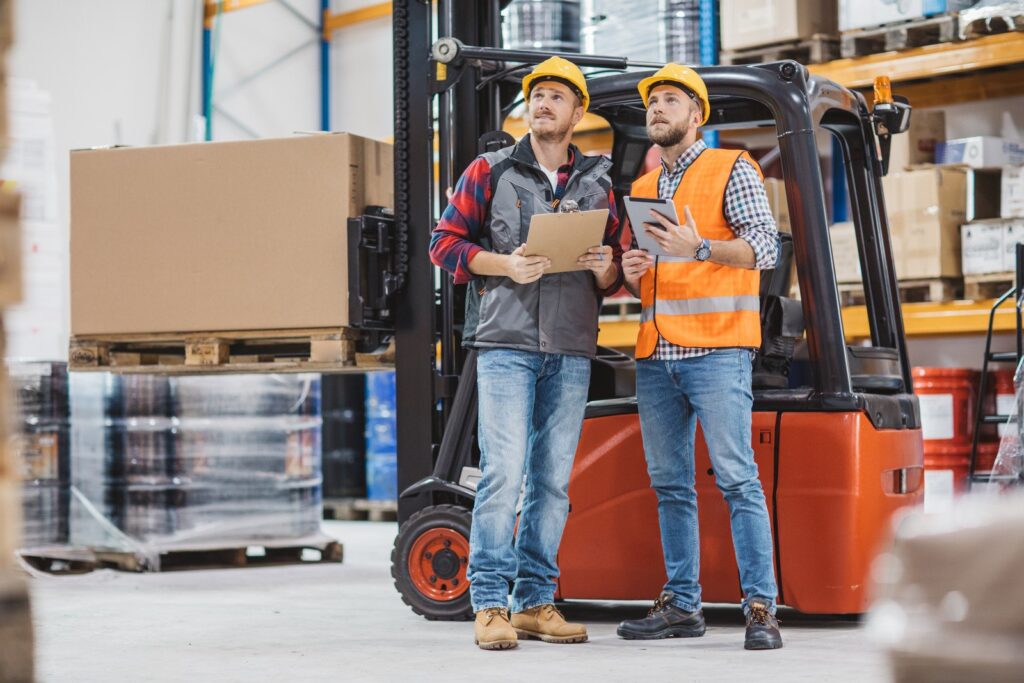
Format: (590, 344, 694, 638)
(386, 0, 922, 621)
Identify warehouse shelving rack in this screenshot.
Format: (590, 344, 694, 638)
(200, 0, 391, 140)
(968, 243, 1024, 489)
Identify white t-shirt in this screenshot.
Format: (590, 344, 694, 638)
(540, 165, 559, 193)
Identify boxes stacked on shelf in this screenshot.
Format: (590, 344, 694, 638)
(719, 0, 838, 65)
(68, 373, 324, 568)
(0, 2, 36, 680)
(838, 0, 973, 32)
(953, 138, 1024, 289)
(883, 165, 1001, 283)
(365, 371, 397, 502)
(838, 1, 976, 58)
(69, 133, 392, 372)
(887, 110, 945, 173)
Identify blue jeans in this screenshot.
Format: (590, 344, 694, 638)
(637, 351, 778, 615)
(468, 348, 591, 613)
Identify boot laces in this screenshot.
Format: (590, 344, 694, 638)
(482, 607, 510, 625)
(539, 604, 564, 621)
(748, 603, 773, 626)
(647, 593, 673, 617)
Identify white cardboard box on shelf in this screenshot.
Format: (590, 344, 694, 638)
(837, 0, 969, 32)
(830, 221, 861, 283)
(1002, 165, 1024, 218)
(1003, 220, 1024, 271)
(720, 0, 837, 52)
(936, 136, 1024, 168)
(961, 220, 1007, 276)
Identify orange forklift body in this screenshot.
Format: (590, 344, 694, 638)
(557, 411, 923, 613)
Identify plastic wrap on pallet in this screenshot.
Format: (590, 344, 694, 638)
(365, 371, 397, 501)
(581, 0, 701, 65)
(867, 494, 1024, 681)
(958, 1, 1024, 40)
(503, 0, 582, 52)
(67, 373, 322, 567)
(7, 362, 71, 550)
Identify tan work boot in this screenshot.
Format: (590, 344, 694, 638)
(474, 607, 518, 650)
(512, 604, 588, 644)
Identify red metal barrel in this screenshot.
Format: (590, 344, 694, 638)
(912, 367, 979, 492)
(976, 441, 1000, 473)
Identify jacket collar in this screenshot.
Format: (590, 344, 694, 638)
(510, 134, 602, 175)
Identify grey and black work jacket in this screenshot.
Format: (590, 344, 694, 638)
(462, 137, 617, 358)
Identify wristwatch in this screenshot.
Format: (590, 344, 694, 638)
(695, 238, 711, 262)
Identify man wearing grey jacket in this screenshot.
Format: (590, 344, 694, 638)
(429, 56, 623, 650)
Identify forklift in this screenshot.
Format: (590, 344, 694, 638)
(372, 1, 923, 621)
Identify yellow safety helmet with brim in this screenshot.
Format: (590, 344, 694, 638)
(637, 63, 710, 126)
(522, 56, 590, 112)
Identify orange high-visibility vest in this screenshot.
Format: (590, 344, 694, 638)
(632, 148, 763, 358)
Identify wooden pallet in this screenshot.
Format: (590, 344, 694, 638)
(720, 34, 839, 66)
(323, 497, 397, 522)
(18, 535, 343, 573)
(67, 327, 384, 375)
(960, 7, 1024, 40)
(840, 14, 959, 58)
(964, 272, 1016, 301)
(839, 277, 961, 307)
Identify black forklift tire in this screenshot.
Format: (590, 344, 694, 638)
(391, 503, 475, 621)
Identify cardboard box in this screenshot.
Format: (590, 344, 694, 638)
(1002, 165, 1024, 218)
(830, 221, 861, 283)
(720, 0, 837, 51)
(887, 110, 945, 172)
(936, 136, 1024, 168)
(1002, 220, 1024, 272)
(838, 0, 967, 32)
(763, 177, 790, 233)
(961, 220, 1006, 276)
(70, 133, 393, 336)
(884, 166, 967, 279)
(0, 190, 21, 308)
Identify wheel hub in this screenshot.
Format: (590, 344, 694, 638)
(407, 527, 470, 602)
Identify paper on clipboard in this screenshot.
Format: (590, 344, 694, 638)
(523, 209, 607, 274)
(624, 196, 680, 257)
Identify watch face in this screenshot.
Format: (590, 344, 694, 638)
(696, 245, 711, 261)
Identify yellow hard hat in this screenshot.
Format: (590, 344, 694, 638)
(637, 63, 710, 126)
(522, 56, 590, 111)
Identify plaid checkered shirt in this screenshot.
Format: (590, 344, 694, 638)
(648, 139, 779, 360)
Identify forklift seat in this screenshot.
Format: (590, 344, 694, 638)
(753, 234, 804, 390)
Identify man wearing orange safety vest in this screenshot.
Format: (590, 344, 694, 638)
(615, 65, 783, 650)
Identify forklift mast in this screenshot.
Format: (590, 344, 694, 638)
(391, 1, 917, 524)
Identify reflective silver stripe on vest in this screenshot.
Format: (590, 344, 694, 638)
(640, 295, 760, 322)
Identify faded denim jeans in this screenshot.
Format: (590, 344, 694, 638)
(637, 350, 779, 615)
(468, 348, 591, 613)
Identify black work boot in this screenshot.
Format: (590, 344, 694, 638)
(744, 599, 783, 650)
(616, 591, 706, 640)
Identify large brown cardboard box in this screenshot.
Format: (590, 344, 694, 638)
(70, 133, 393, 336)
(720, 0, 837, 52)
(884, 167, 967, 280)
(887, 110, 945, 173)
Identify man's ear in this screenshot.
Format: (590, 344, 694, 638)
(572, 106, 585, 126)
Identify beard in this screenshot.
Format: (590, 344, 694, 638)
(530, 116, 573, 143)
(647, 120, 688, 148)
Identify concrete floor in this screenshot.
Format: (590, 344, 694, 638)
(28, 521, 890, 682)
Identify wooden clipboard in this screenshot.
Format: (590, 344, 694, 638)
(523, 209, 607, 274)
